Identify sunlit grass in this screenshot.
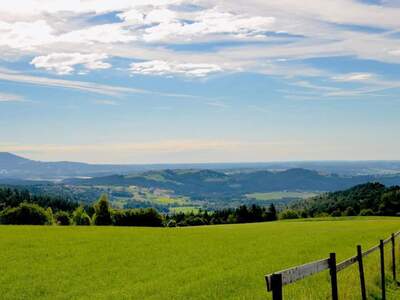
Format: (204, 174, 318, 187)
(0, 218, 399, 299)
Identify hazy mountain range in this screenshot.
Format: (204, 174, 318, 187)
(1, 152, 400, 181)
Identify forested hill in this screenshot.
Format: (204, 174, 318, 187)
(293, 183, 400, 216)
(63, 168, 400, 198)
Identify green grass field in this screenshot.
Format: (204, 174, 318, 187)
(1, 218, 400, 299)
(245, 191, 320, 201)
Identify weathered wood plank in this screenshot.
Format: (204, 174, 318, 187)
(265, 258, 329, 291)
(383, 236, 391, 245)
(363, 244, 380, 257)
(337, 255, 358, 272)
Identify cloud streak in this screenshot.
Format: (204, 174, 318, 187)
(0, 68, 202, 98)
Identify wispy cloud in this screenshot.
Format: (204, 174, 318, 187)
(332, 72, 374, 82)
(130, 60, 223, 77)
(0, 139, 305, 163)
(0, 68, 200, 98)
(0, 92, 26, 102)
(93, 99, 119, 106)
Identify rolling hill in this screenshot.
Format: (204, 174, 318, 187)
(2, 152, 400, 180)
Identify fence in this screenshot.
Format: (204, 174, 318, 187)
(265, 231, 400, 300)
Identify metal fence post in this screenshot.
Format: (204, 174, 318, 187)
(271, 273, 283, 300)
(329, 253, 338, 300)
(357, 245, 367, 300)
(392, 233, 396, 282)
(380, 239, 386, 300)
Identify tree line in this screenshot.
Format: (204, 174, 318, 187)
(0, 188, 278, 226)
(290, 182, 400, 218)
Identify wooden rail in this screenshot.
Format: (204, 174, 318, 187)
(265, 231, 400, 300)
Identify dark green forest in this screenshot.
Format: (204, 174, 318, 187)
(293, 182, 400, 217)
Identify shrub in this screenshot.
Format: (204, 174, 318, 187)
(166, 219, 177, 227)
(55, 211, 71, 225)
(93, 194, 112, 225)
(279, 209, 299, 220)
(185, 216, 207, 226)
(359, 208, 374, 216)
(227, 214, 237, 224)
(300, 210, 308, 218)
(73, 207, 91, 225)
(112, 208, 163, 227)
(0, 202, 52, 225)
(344, 207, 356, 216)
(331, 210, 342, 217)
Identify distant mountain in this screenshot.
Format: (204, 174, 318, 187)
(2, 152, 400, 180)
(0, 152, 157, 180)
(63, 168, 400, 199)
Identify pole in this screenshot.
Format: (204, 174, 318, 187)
(357, 245, 367, 300)
(380, 239, 386, 300)
(329, 253, 338, 300)
(271, 273, 283, 300)
(392, 233, 396, 282)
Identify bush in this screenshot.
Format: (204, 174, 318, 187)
(185, 216, 207, 226)
(279, 209, 299, 220)
(73, 207, 91, 225)
(166, 219, 177, 227)
(359, 208, 374, 216)
(0, 202, 52, 225)
(112, 208, 163, 227)
(93, 194, 112, 225)
(331, 210, 342, 217)
(314, 212, 330, 218)
(55, 211, 71, 225)
(300, 210, 308, 218)
(344, 207, 356, 216)
(227, 214, 237, 224)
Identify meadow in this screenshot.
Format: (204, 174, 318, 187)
(1, 218, 400, 299)
(246, 191, 320, 201)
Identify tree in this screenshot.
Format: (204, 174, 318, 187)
(379, 190, 400, 215)
(0, 202, 52, 225)
(331, 209, 342, 217)
(55, 211, 71, 225)
(344, 206, 356, 216)
(265, 204, 277, 221)
(93, 194, 112, 225)
(359, 208, 374, 216)
(72, 207, 91, 225)
(279, 209, 299, 220)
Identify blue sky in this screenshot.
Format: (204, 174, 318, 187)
(1, 0, 400, 163)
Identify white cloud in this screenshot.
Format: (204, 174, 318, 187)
(30, 52, 111, 75)
(333, 72, 375, 82)
(130, 60, 223, 77)
(94, 99, 119, 106)
(1, 0, 400, 81)
(0, 20, 54, 50)
(58, 23, 137, 44)
(0, 92, 25, 102)
(0, 68, 198, 97)
(141, 8, 275, 42)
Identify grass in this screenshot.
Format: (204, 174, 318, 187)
(0, 218, 400, 299)
(168, 206, 200, 214)
(245, 191, 320, 201)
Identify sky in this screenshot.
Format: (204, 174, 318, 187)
(1, 0, 400, 163)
